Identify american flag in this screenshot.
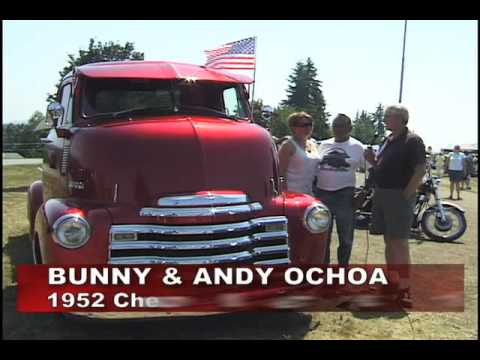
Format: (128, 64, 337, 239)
(205, 37, 256, 70)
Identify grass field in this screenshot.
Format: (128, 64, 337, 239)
(2, 165, 478, 339)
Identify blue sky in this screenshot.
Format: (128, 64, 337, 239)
(3, 20, 477, 150)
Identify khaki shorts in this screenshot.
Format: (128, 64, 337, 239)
(370, 188, 415, 240)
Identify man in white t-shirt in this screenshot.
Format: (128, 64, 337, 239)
(313, 114, 366, 264)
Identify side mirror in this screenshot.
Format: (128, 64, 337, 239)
(46, 102, 64, 128)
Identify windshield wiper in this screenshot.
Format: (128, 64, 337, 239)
(82, 106, 173, 120)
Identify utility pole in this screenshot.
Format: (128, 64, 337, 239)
(399, 20, 408, 103)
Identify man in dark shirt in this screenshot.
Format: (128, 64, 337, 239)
(365, 104, 426, 307)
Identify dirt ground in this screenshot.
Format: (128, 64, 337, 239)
(2, 166, 478, 339)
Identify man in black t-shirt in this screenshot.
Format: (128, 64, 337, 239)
(365, 104, 426, 307)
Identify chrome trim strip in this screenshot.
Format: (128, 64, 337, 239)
(109, 251, 255, 265)
(110, 231, 288, 251)
(111, 237, 253, 251)
(158, 193, 250, 207)
(253, 245, 289, 256)
(110, 216, 287, 236)
(251, 216, 288, 227)
(113, 184, 119, 203)
(252, 231, 288, 242)
(139, 203, 263, 218)
(254, 258, 290, 265)
(111, 223, 252, 236)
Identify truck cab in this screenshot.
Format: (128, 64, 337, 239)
(27, 61, 331, 315)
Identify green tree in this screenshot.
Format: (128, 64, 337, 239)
(352, 110, 377, 144)
(47, 38, 144, 102)
(370, 103, 386, 143)
(270, 106, 295, 139)
(281, 58, 330, 140)
(251, 99, 269, 129)
(3, 111, 47, 158)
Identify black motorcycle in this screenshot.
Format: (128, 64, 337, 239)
(354, 160, 467, 242)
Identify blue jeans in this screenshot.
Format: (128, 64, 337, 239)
(313, 187, 355, 265)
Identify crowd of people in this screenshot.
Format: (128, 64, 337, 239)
(276, 104, 477, 306)
(427, 146, 477, 200)
(278, 104, 428, 306)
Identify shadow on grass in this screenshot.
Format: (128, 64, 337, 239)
(3, 233, 313, 339)
(351, 311, 407, 320)
(332, 295, 408, 321)
(409, 231, 465, 245)
(4, 233, 33, 268)
(3, 186, 29, 193)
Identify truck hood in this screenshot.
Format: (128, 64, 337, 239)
(69, 116, 278, 208)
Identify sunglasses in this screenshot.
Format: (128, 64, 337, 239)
(294, 122, 313, 128)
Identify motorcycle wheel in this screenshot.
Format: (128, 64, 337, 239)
(421, 206, 467, 242)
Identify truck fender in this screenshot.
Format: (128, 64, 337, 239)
(27, 180, 44, 239)
(35, 199, 112, 264)
(284, 192, 329, 264)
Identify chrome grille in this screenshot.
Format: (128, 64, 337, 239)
(109, 216, 289, 265)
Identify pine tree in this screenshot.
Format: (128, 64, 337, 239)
(270, 106, 294, 139)
(370, 103, 386, 143)
(281, 58, 330, 140)
(352, 110, 376, 144)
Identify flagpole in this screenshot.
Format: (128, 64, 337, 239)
(250, 37, 257, 122)
(399, 20, 408, 103)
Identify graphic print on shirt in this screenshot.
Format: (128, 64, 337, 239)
(319, 147, 351, 172)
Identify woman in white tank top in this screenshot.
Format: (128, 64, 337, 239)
(278, 112, 319, 195)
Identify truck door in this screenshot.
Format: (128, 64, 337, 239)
(43, 81, 72, 200)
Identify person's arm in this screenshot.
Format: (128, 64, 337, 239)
(403, 163, 426, 199)
(364, 148, 377, 167)
(278, 141, 295, 190)
(403, 138, 427, 199)
(463, 156, 468, 174)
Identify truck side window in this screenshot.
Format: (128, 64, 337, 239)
(59, 84, 72, 126)
(223, 87, 247, 118)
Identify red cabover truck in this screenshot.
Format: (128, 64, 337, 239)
(27, 61, 331, 318)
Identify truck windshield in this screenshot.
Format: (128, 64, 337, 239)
(80, 78, 251, 122)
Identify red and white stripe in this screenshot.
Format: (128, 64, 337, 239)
(204, 45, 233, 63)
(206, 55, 256, 70)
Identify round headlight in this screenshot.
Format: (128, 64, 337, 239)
(53, 214, 91, 249)
(303, 203, 331, 234)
